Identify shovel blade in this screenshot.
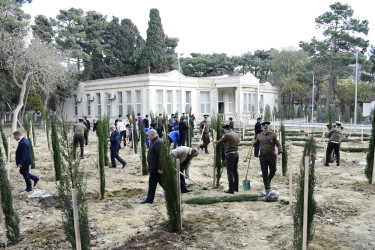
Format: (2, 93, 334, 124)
(242, 179, 251, 191)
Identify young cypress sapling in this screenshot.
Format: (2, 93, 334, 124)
(140, 122, 148, 175)
(365, 110, 375, 183)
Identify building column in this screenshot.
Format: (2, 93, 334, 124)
(235, 86, 242, 116)
(212, 88, 219, 115)
(255, 86, 260, 118)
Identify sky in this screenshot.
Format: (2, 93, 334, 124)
(22, 0, 375, 57)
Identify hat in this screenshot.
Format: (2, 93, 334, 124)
(335, 121, 342, 126)
(146, 114, 149, 117)
(261, 121, 270, 128)
(203, 114, 209, 118)
(79, 118, 84, 122)
(257, 117, 262, 121)
(222, 124, 231, 130)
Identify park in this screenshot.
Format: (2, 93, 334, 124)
(1, 0, 375, 249)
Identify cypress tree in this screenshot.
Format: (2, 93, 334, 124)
(103, 116, 110, 166)
(0, 152, 20, 245)
(23, 116, 36, 169)
(96, 119, 105, 199)
(293, 136, 317, 249)
(140, 8, 165, 73)
(212, 114, 224, 189)
(0, 122, 8, 157)
(57, 118, 91, 249)
(280, 122, 288, 176)
(30, 114, 36, 146)
(140, 122, 148, 175)
(51, 116, 62, 181)
(42, 108, 50, 151)
(131, 111, 138, 153)
(365, 110, 375, 183)
(161, 130, 180, 232)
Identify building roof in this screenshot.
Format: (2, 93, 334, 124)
(362, 97, 375, 103)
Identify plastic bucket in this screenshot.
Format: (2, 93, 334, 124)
(242, 179, 251, 191)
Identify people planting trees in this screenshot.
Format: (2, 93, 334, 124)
(252, 121, 282, 196)
(323, 121, 343, 167)
(214, 124, 240, 194)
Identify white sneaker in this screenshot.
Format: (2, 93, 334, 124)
(261, 189, 271, 196)
(158, 191, 165, 197)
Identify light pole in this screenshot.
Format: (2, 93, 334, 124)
(354, 51, 358, 133)
(178, 53, 183, 115)
(312, 72, 314, 123)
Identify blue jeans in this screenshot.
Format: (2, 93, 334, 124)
(146, 171, 163, 203)
(20, 165, 39, 191)
(179, 133, 186, 146)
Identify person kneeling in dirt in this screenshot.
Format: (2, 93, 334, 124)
(171, 147, 199, 193)
(214, 124, 240, 194)
(252, 122, 282, 196)
(140, 129, 163, 204)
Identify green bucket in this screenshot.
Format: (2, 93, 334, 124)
(242, 179, 251, 191)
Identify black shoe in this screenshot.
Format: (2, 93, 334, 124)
(323, 163, 329, 167)
(80, 156, 84, 159)
(336, 162, 340, 166)
(122, 163, 127, 169)
(181, 189, 193, 193)
(234, 189, 239, 192)
(205, 152, 209, 154)
(109, 166, 116, 168)
(20, 189, 31, 193)
(254, 155, 259, 158)
(33, 179, 39, 187)
(224, 190, 234, 194)
(140, 199, 153, 204)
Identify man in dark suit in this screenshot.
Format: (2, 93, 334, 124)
(13, 130, 39, 192)
(108, 125, 127, 168)
(140, 129, 163, 204)
(84, 116, 90, 145)
(254, 117, 262, 157)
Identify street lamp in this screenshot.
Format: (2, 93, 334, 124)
(354, 51, 358, 133)
(312, 72, 314, 123)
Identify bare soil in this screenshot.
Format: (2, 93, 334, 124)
(1, 126, 374, 249)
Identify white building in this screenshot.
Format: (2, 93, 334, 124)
(362, 97, 375, 117)
(61, 70, 278, 124)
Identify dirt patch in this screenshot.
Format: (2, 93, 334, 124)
(39, 195, 62, 209)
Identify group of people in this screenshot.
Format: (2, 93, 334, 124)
(13, 113, 343, 204)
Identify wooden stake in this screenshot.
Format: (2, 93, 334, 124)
(372, 148, 375, 185)
(213, 129, 216, 189)
(349, 118, 352, 138)
(242, 120, 245, 139)
(288, 141, 292, 205)
(302, 156, 310, 250)
(273, 115, 275, 132)
(7, 136, 10, 181)
(71, 189, 82, 250)
(361, 124, 363, 143)
(29, 120, 34, 146)
(0, 190, 8, 248)
(321, 126, 324, 139)
(176, 159, 182, 232)
(97, 137, 101, 199)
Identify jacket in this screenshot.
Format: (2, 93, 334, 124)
(147, 137, 163, 172)
(168, 131, 180, 143)
(253, 132, 282, 156)
(109, 130, 121, 151)
(171, 146, 192, 176)
(328, 127, 343, 142)
(16, 137, 33, 167)
(255, 122, 262, 135)
(215, 130, 240, 154)
(179, 121, 188, 135)
(74, 122, 86, 137)
(199, 121, 210, 133)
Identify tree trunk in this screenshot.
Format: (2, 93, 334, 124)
(20, 86, 31, 124)
(12, 82, 28, 133)
(40, 97, 48, 129)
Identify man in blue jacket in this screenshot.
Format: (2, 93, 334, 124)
(108, 125, 126, 169)
(141, 129, 163, 204)
(13, 131, 39, 192)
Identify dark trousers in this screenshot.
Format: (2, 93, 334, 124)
(20, 165, 39, 191)
(180, 173, 187, 192)
(146, 171, 163, 203)
(120, 131, 126, 147)
(179, 133, 186, 146)
(226, 152, 239, 192)
(259, 155, 277, 190)
(199, 133, 210, 153)
(73, 135, 85, 158)
(254, 145, 260, 157)
(110, 149, 126, 167)
(84, 130, 88, 145)
(325, 142, 340, 164)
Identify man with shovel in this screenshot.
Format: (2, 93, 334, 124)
(252, 121, 282, 196)
(199, 114, 210, 154)
(214, 124, 240, 194)
(171, 147, 199, 193)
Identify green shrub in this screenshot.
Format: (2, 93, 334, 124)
(264, 104, 271, 121)
(51, 117, 62, 181)
(184, 194, 261, 205)
(280, 122, 288, 176)
(365, 110, 375, 183)
(140, 122, 148, 175)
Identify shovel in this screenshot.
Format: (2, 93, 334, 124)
(180, 172, 209, 190)
(244, 134, 256, 162)
(243, 138, 255, 191)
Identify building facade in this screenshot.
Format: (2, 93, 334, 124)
(61, 70, 278, 123)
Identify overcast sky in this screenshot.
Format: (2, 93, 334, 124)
(22, 0, 375, 56)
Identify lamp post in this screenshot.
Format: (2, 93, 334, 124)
(312, 72, 314, 123)
(354, 51, 358, 133)
(178, 53, 183, 114)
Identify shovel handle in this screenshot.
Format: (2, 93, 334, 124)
(180, 171, 208, 190)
